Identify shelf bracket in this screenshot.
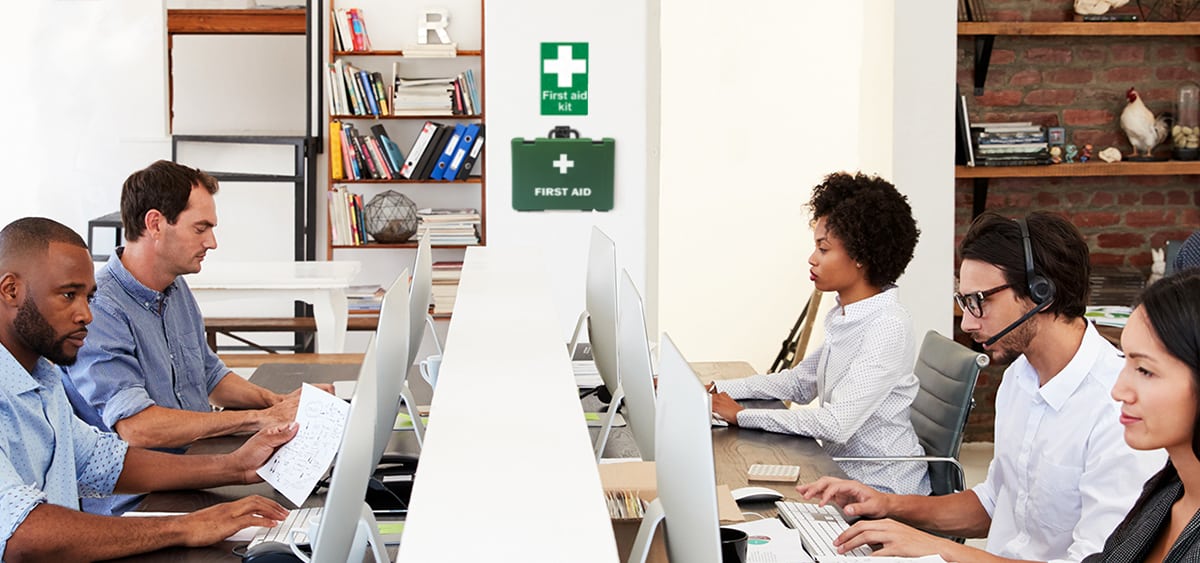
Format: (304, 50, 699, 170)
(972, 178, 989, 219)
(973, 35, 995, 95)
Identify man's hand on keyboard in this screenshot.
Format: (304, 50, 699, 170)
(710, 392, 744, 426)
(834, 518, 962, 559)
(179, 495, 289, 547)
(231, 422, 300, 484)
(795, 476, 888, 518)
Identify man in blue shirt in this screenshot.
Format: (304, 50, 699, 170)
(62, 160, 325, 515)
(0, 217, 296, 561)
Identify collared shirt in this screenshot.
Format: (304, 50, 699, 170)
(1084, 463, 1200, 563)
(714, 286, 930, 496)
(61, 249, 228, 515)
(973, 322, 1165, 563)
(0, 344, 127, 558)
(62, 249, 228, 432)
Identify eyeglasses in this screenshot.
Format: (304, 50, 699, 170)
(954, 283, 1013, 318)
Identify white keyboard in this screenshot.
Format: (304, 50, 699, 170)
(775, 501, 872, 558)
(747, 463, 801, 482)
(249, 507, 321, 547)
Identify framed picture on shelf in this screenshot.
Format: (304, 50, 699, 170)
(1048, 127, 1065, 146)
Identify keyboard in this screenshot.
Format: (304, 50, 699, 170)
(775, 501, 872, 558)
(249, 507, 321, 547)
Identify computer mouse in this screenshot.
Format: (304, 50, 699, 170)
(242, 541, 304, 563)
(731, 486, 785, 504)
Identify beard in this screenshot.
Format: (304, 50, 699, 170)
(14, 295, 78, 366)
(986, 309, 1038, 366)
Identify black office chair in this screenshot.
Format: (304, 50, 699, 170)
(833, 330, 988, 496)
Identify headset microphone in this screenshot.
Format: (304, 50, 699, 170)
(983, 299, 1050, 347)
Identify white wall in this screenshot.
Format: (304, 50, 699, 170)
(486, 0, 653, 337)
(0, 1, 170, 237)
(657, 1, 954, 370)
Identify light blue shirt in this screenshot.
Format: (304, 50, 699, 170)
(0, 344, 127, 558)
(63, 249, 228, 432)
(61, 248, 229, 515)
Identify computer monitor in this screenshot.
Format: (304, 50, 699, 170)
(616, 269, 656, 461)
(372, 269, 414, 465)
(578, 227, 624, 459)
(408, 231, 435, 367)
(304, 342, 389, 563)
(628, 334, 721, 563)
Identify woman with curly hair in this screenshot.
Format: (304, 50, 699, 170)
(711, 171, 929, 495)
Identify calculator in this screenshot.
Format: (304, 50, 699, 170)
(747, 463, 802, 483)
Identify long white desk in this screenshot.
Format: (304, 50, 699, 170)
(185, 261, 360, 353)
(399, 248, 618, 562)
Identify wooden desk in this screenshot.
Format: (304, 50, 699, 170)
(399, 247, 619, 563)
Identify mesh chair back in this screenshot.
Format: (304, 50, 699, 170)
(910, 330, 988, 496)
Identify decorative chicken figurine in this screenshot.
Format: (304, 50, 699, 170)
(1121, 87, 1171, 159)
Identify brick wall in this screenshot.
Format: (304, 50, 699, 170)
(954, 2, 1200, 441)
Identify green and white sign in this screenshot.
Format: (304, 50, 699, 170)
(541, 42, 588, 115)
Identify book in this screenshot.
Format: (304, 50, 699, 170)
(330, 121, 344, 180)
(370, 124, 404, 173)
(955, 90, 975, 167)
(1076, 13, 1139, 21)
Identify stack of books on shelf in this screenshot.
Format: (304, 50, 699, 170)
(400, 122, 485, 181)
(347, 284, 386, 314)
(972, 123, 1051, 167)
(431, 261, 463, 315)
(416, 208, 480, 246)
(392, 65, 481, 116)
(331, 122, 404, 180)
(332, 8, 372, 52)
(1089, 266, 1146, 307)
(328, 186, 368, 246)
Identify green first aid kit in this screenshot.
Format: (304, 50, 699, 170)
(511, 126, 614, 211)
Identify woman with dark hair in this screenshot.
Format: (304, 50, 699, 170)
(1085, 269, 1200, 562)
(710, 171, 929, 495)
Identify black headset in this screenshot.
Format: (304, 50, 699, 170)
(1017, 217, 1056, 305)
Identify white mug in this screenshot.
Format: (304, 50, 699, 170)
(287, 516, 321, 562)
(420, 354, 442, 388)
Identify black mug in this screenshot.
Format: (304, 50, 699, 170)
(719, 527, 749, 563)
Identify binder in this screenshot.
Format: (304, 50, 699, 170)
(441, 123, 480, 180)
(414, 124, 450, 180)
(330, 121, 344, 180)
(430, 124, 466, 180)
(400, 121, 440, 179)
(455, 124, 485, 180)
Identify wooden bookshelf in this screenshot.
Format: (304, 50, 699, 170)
(167, 9, 307, 35)
(956, 161, 1200, 178)
(958, 21, 1200, 36)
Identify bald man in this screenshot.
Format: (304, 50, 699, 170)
(0, 217, 295, 561)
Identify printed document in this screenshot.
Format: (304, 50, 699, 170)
(256, 384, 349, 507)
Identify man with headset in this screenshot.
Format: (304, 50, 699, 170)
(798, 212, 1164, 562)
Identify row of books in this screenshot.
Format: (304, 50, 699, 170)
(328, 186, 368, 246)
(399, 122, 485, 181)
(332, 8, 372, 52)
(431, 261, 463, 315)
(332, 121, 405, 181)
(417, 208, 480, 246)
(328, 61, 480, 118)
(347, 284, 386, 313)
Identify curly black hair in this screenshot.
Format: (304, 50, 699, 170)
(808, 172, 920, 288)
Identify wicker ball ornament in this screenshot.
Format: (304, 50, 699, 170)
(364, 190, 419, 243)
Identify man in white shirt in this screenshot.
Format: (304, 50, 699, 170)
(798, 211, 1164, 563)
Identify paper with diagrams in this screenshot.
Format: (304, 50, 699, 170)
(256, 383, 350, 507)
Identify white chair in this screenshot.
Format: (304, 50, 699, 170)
(616, 269, 656, 461)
